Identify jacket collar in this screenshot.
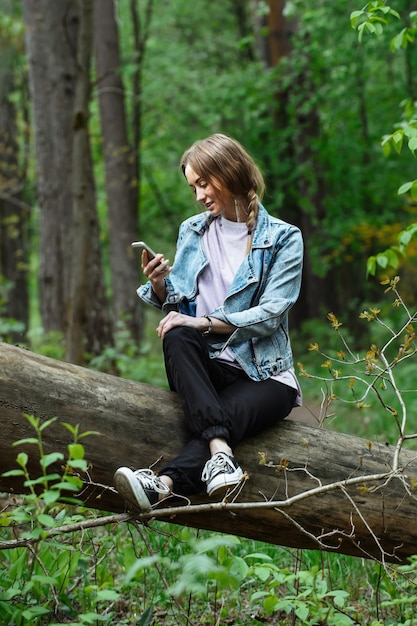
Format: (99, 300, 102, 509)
(190, 203, 272, 248)
(251, 204, 272, 250)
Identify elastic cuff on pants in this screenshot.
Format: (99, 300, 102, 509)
(201, 424, 230, 444)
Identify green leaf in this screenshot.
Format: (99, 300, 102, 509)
(78, 430, 101, 439)
(52, 481, 81, 491)
(40, 452, 64, 468)
(13, 437, 38, 446)
(295, 603, 310, 621)
(254, 564, 273, 582)
(22, 606, 50, 618)
(376, 254, 388, 269)
(24, 473, 60, 487)
(229, 555, 249, 580)
(31, 574, 59, 585)
(66, 459, 88, 471)
(43, 489, 61, 505)
(77, 612, 107, 624)
(39, 416, 58, 431)
(392, 130, 404, 153)
(263, 594, 280, 615)
(398, 181, 414, 195)
(24, 414, 40, 429)
(68, 443, 85, 460)
(137, 607, 154, 626)
(38, 513, 57, 527)
(385, 248, 400, 269)
(17, 452, 28, 468)
(350, 10, 364, 29)
(244, 552, 273, 562)
(2, 468, 25, 477)
(95, 589, 121, 602)
(125, 556, 161, 583)
(366, 255, 377, 277)
(408, 136, 417, 153)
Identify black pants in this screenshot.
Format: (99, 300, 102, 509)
(159, 327, 296, 496)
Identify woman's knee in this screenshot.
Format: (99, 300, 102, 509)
(163, 326, 201, 352)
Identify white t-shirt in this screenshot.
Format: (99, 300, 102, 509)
(195, 215, 302, 405)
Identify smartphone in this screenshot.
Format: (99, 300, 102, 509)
(131, 241, 157, 261)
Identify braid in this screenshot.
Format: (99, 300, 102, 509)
(244, 190, 259, 254)
(246, 189, 259, 235)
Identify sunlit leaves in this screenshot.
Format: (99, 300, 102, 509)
(350, 2, 400, 42)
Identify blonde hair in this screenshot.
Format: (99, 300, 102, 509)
(180, 133, 265, 238)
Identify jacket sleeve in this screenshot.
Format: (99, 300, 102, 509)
(136, 221, 189, 312)
(211, 225, 303, 343)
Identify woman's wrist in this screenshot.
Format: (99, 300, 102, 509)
(201, 315, 212, 336)
(151, 279, 167, 304)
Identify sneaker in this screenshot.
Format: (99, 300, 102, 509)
(201, 452, 244, 497)
(114, 467, 171, 512)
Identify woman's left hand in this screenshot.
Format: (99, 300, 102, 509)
(157, 311, 207, 339)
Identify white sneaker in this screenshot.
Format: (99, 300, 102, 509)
(201, 452, 243, 496)
(114, 467, 170, 512)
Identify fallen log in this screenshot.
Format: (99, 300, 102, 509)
(1, 341, 417, 563)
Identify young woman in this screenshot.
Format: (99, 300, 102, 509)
(114, 133, 303, 511)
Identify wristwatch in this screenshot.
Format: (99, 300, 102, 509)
(202, 315, 213, 336)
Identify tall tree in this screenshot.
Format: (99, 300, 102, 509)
(22, 0, 76, 332)
(23, 0, 113, 363)
(0, 16, 28, 336)
(93, 0, 143, 340)
(259, 1, 330, 322)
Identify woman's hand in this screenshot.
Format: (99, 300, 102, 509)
(142, 250, 171, 303)
(157, 311, 206, 339)
(157, 311, 235, 340)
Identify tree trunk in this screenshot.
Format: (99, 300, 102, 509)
(0, 44, 29, 337)
(66, 0, 94, 364)
(22, 0, 78, 332)
(258, 2, 330, 324)
(1, 341, 417, 564)
(93, 0, 143, 340)
(23, 0, 114, 363)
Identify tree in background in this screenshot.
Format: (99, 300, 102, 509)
(0, 3, 29, 338)
(23, 0, 112, 364)
(93, 0, 153, 341)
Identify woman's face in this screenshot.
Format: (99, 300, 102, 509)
(184, 164, 236, 220)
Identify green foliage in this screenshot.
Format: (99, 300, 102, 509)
(0, 277, 25, 341)
(350, 2, 400, 42)
(0, 415, 107, 625)
(367, 222, 417, 276)
(88, 313, 168, 387)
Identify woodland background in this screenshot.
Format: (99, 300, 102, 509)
(2, 2, 417, 625)
(1, 0, 416, 367)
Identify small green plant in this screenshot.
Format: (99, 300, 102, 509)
(298, 276, 417, 445)
(248, 559, 353, 624)
(0, 414, 108, 625)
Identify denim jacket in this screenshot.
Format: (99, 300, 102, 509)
(138, 204, 303, 381)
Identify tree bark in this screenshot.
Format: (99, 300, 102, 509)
(22, 0, 78, 332)
(66, 0, 94, 364)
(1, 341, 417, 563)
(0, 42, 29, 336)
(93, 0, 143, 339)
(23, 0, 113, 362)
